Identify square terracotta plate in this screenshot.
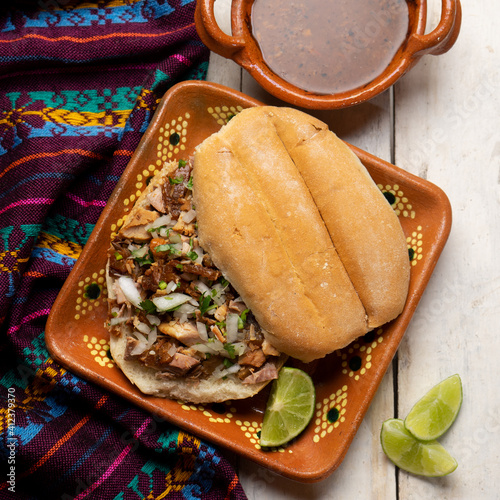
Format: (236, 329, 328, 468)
(46, 81, 452, 482)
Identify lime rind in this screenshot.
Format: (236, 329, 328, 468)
(259, 367, 315, 448)
(404, 374, 463, 441)
(381, 419, 458, 477)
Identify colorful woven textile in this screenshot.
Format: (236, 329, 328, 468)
(0, 1, 247, 498)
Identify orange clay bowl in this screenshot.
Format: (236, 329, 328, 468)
(195, 0, 462, 109)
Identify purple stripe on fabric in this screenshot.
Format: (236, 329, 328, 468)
(0, 198, 54, 216)
(73, 417, 153, 500)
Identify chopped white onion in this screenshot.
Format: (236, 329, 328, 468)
(136, 321, 151, 335)
(176, 303, 197, 315)
(224, 363, 241, 375)
(188, 297, 199, 307)
(132, 331, 148, 344)
(131, 245, 149, 258)
(130, 341, 148, 356)
(146, 326, 157, 348)
(232, 341, 247, 356)
(166, 280, 178, 293)
(146, 314, 160, 326)
(152, 293, 191, 311)
(182, 209, 196, 223)
(193, 280, 210, 295)
(225, 313, 239, 343)
(173, 311, 188, 323)
(109, 316, 127, 326)
(212, 363, 241, 380)
(169, 231, 182, 244)
(191, 338, 225, 355)
(196, 322, 208, 341)
(211, 283, 227, 306)
(117, 276, 142, 308)
(193, 247, 204, 265)
(146, 214, 171, 231)
(168, 344, 177, 357)
(191, 343, 217, 355)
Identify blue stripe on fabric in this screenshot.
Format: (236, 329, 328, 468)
(60, 427, 113, 479)
(57, 409, 131, 481)
(23, 2, 154, 28)
(0, 172, 75, 201)
(28, 122, 127, 140)
(31, 247, 77, 267)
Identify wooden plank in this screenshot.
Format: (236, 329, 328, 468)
(394, 0, 500, 498)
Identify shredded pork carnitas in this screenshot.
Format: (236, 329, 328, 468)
(107, 160, 282, 385)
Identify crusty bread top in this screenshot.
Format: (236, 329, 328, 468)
(193, 106, 410, 362)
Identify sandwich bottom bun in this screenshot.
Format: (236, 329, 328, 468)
(109, 327, 286, 404)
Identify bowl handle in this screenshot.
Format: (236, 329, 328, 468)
(408, 0, 462, 57)
(195, 0, 246, 60)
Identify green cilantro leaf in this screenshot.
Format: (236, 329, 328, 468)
(169, 176, 184, 185)
(223, 357, 235, 368)
(187, 250, 198, 261)
(139, 299, 157, 314)
(223, 343, 236, 359)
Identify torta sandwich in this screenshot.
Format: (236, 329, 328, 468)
(106, 106, 410, 404)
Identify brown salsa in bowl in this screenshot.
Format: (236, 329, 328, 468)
(251, 0, 410, 95)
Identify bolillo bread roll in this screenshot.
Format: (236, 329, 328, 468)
(193, 106, 410, 362)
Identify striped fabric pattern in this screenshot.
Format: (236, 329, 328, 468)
(0, 1, 247, 498)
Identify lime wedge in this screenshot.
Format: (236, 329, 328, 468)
(259, 367, 315, 447)
(381, 419, 458, 477)
(404, 374, 462, 441)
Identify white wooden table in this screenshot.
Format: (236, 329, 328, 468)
(205, 1, 500, 498)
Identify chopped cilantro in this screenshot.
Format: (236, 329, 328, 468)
(186, 176, 193, 190)
(155, 244, 181, 256)
(223, 343, 236, 359)
(223, 357, 234, 368)
(199, 293, 217, 315)
(139, 299, 157, 314)
(135, 255, 153, 266)
(169, 176, 184, 185)
(175, 263, 184, 271)
(187, 250, 198, 261)
(238, 308, 250, 329)
(178, 159, 186, 168)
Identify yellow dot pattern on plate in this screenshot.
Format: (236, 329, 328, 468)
(207, 105, 244, 126)
(313, 385, 348, 443)
(157, 113, 190, 161)
(111, 114, 191, 239)
(407, 225, 424, 267)
(83, 335, 114, 368)
(377, 183, 415, 219)
(337, 328, 384, 379)
(74, 270, 107, 320)
(177, 401, 235, 424)
(233, 420, 291, 453)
